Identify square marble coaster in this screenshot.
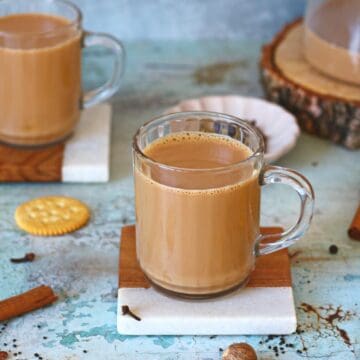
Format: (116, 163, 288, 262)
(117, 226, 297, 335)
(0, 104, 111, 183)
(62, 104, 112, 182)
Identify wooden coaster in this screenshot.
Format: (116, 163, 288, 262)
(117, 225, 296, 335)
(0, 104, 111, 183)
(261, 18, 360, 149)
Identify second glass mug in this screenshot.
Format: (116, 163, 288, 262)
(133, 112, 314, 298)
(0, 0, 124, 146)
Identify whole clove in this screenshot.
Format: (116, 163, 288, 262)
(10, 253, 35, 263)
(121, 305, 141, 321)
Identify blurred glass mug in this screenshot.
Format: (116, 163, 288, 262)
(133, 112, 314, 298)
(304, 0, 360, 85)
(0, 0, 124, 146)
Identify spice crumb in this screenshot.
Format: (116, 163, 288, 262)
(329, 245, 338, 255)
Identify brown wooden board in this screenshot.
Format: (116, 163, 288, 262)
(119, 225, 291, 289)
(0, 143, 64, 182)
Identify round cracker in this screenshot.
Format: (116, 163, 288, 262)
(15, 196, 90, 236)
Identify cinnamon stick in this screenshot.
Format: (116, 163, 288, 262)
(0, 351, 8, 360)
(348, 205, 360, 241)
(0, 285, 58, 321)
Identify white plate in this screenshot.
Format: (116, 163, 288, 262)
(165, 95, 300, 162)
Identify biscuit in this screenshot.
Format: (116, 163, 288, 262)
(15, 196, 90, 236)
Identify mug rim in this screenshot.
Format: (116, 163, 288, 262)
(132, 111, 265, 173)
(0, 0, 82, 38)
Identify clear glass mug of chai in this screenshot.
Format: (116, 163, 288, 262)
(133, 112, 314, 299)
(0, 0, 124, 146)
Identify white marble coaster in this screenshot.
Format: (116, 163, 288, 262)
(117, 287, 296, 335)
(117, 224, 296, 335)
(62, 103, 112, 182)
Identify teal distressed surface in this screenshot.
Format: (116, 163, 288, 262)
(0, 39, 360, 359)
(72, 0, 304, 41)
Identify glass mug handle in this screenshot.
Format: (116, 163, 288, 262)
(256, 165, 315, 256)
(82, 31, 125, 109)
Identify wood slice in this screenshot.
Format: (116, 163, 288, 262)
(260, 18, 360, 149)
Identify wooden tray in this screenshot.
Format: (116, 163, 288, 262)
(260, 18, 360, 149)
(0, 104, 111, 183)
(117, 225, 296, 335)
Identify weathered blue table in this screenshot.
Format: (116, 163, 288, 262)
(0, 40, 359, 359)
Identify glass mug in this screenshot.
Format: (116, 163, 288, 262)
(304, 0, 360, 85)
(0, 0, 124, 146)
(133, 112, 314, 298)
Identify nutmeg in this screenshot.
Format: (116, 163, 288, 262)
(222, 343, 257, 360)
